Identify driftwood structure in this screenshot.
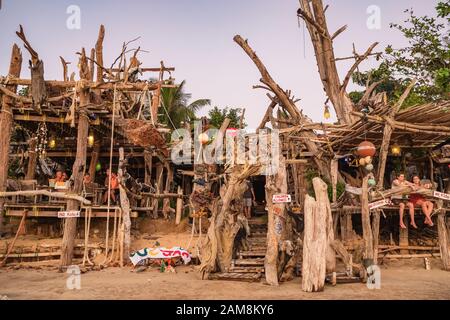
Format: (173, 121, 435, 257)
(0, 25, 185, 269)
(0, 0, 448, 295)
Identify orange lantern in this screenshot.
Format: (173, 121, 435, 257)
(357, 141, 376, 157)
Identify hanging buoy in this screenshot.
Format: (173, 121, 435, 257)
(357, 141, 376, 157)
(368, 178, 376, 187)
(364, 156, 372, 164)
(359, 158, 366, 166)
(365, 163, 374, 172)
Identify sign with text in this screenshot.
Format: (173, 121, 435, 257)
(272, 194, 291, 203)
(368, 198, 391, 210)
(58, 211, 80, 218)
(433, 191, 450, 201)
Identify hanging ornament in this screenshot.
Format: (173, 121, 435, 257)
(198, 132, 209, 145)
(95, 162, 102, 172)
(323, 104, 331, 119)
(359, 158, 366, 166)
(368, 178, 376, 187)
(35, 122, 48, 158)
(357, 141, 376, 157)
(365, 163, 374, 172)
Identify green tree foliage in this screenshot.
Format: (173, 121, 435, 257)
(159, 80, 210, 128)
(208, 106, 246, 129)
(350, 1, 449, 107)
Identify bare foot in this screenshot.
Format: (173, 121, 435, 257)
(400, 222, 407, 229)
(410, 221, 418, 229)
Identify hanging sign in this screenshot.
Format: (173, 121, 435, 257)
(272, 194, 291, 203)
(368, 198, 391, 210)
(58, 211, 80, 218)
(433, 191, 450, 201)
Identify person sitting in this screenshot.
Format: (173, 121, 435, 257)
(102, 169, 119, 204)
(392, 173, 416, 229)
(409, 175, 434, 227)
(83, 173, 92, 185)
(62, 172, 68, 182)
(54, 170, 64, 182)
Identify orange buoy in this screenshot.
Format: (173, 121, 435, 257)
(357, 141, 376, 157)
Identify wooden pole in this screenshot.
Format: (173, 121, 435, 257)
(25, 137, 38, 180)
(0, 44, 22, 233)
(118, 147, 131, 264)
(264, 155, 287, 286)
(163, 164, 173, 219)
(437, 183, 450, 270)
(88, 141, 100, 180)
(175, 185, 183, 225)
(59, 49, 90, 269)
(360, 175, 374, 260)
(153, 163, 163, 218)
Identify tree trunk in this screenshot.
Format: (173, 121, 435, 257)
(0, 44, 22, 233)
(118, 147, 131, 263)
(163, 164, 173, 219)
(264, 155, 287, 286)
(59, 50, 90, 269)
(175, 186, 183, 225)
(153, 163, 163, 218)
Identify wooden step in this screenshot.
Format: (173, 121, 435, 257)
(209, 272, 262, 282)
(228, 266, 264, 273)
(238, 251, 266, 258)
(233, 258, 265, 266)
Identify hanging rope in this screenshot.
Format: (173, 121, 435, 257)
(102, 83, 118, 266)
(160, 95, 181, 137)
(82, 207, 94, 266)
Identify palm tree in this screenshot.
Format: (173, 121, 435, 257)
(159, 80, 210, 129)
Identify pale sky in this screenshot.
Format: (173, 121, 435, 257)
(0, 0, 439, 129)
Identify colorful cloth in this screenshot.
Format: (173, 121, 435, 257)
(129, 246, 191, 266)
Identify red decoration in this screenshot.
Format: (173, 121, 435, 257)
(357, 141, 376, 157)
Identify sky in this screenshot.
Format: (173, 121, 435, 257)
(0, 0, 439, 129)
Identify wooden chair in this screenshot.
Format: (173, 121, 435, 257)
(82, 182, 97, 204)
(18, 179, 38, 203)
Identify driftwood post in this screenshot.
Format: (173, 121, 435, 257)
(302, 177, 329, 292)
(437, 184, 450, 270)
(360, 175, 374, 260)
(88, 141, 101, 180)
(153, 162, 163, 218)
(25, 137, 38, 180)
(0, 44, 22, 233)
(118, 147, 131, 263)
(163, 164, 173, 219)
(175, 185, 183, 225)
(264, 155, 287, 285)
(59, 49, 91, 269)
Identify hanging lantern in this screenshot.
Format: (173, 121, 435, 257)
(88, 131, 95, 147)
(95, 162, 102, 172)
(323, 105, 331, 119)
(391, 144, 401, 156)
(48, 136, 56, 149)
(357, 141, 376, 157)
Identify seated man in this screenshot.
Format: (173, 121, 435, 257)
(54, 170, 64, 183)
(392, 173, 416, 229)
(410, 175, 434, 227)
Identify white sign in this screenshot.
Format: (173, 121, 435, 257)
(433, 191, 450, 201)
(272, 194, 291, 203)
(368, 198, 391, 210)
(58, 211, 80, 218)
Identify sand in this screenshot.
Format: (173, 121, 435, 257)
(0, 263, 449, 300)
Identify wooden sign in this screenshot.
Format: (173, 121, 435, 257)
(368, 198, 391, 210)
(58, 211, 80, 218)
(272, 194, 291, 203)
(433, 191, 450, 201)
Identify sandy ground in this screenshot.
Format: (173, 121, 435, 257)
(0, 262, 449, 300)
